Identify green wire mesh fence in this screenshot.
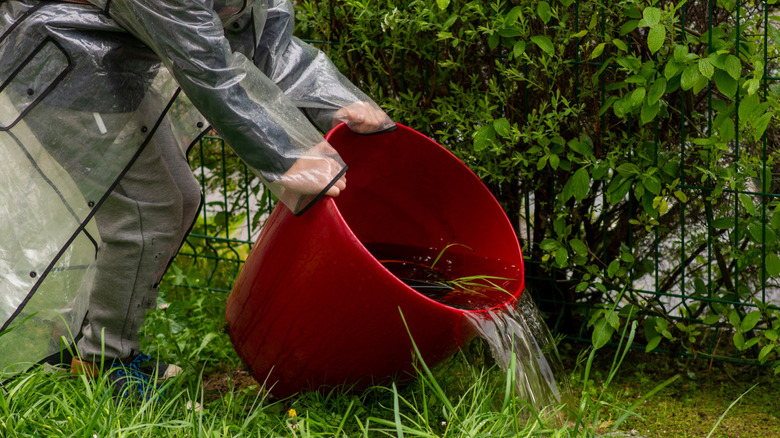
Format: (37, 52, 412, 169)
(164, 0, 780, 368)
(165, 135, 272, 295)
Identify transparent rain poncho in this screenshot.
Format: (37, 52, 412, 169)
(0, 0, 393, 373)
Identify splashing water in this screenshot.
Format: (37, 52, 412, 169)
(464, 291, 573, 420)
(368, 243, 572, 419)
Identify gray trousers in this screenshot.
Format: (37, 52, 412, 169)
(76, 123, 202, 360)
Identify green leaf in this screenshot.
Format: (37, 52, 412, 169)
(635, 85, 648, 102)
(531, 35, 555, 57)
(741, 310, 762, 332)
(513, 40, 527, 58)
(748, 221, 766, 244)
(640, 100, 660, 125)
(738, 93, 759, 124)
(767, 22, 780, 47)
(568, 138, 593, 156)
(620, 20, 639, 36)
(733, 331, 745, 350)
(642, 176, 662, 195)
(713, 70, 738, 97)
(506, 6, 523, 24)
(613, 38, 628, 52)
(728, 309, 741, 328)
(442, 14, 458, 29)
(642, 7, 661, 26)
(616, 163, 641, 176)
(647, 24, 666, 54)
(759, 344, 775, 363)
(724, 54, 742, 80)
(592, 318, 615, 350)
(493, 117, 511, 137)
(681, 64, 700, 90)
(711, 217, 734, 229)
(739, 193, 756, 216)
(766, 252, 780, 278)
(607, 177, 633, 204)
(555, 246, 568, 265)
(766, 329, 779, 342)
(590, 42, 606, 60)
(497, 27, 523, 38)
(571, 167, 591, 201)
(745, 337, 761, 350)
(537, 1, 552, 24)
(436, 0, 450, 8)
(664, 59, 683, 79)
(570, 238, 588, 256)
(673, 44, 689, 63)
(773, 206, 780, 230)
(473, 124, 495, 152)
(753, 112, 772, 141)
(718, 118, 736, 142)
(703, 315, 721, 325)
(745, 77, 761, 96)
(647, 77, 667, 105)
(645, 335, 662, 352)
(488, 32, 500, 50)
(692, 75, 709, 95)
(606, 310, 620, 330)
(540, 238, 558, 251)
(549, 154, 560, 169)
(607, 259, 621, 277)
(694, 278, 706, 296)
(698, 58, 715, 79)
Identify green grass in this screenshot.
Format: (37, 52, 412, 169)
(2, 287, 778, 437)
(565, 342, 780, 437)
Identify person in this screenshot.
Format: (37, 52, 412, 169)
(0, 0, 394, 399)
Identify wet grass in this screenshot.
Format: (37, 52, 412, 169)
(2, 339, 777, 436)
(565, 342, 780, 437)
(2, 287, 778, 437)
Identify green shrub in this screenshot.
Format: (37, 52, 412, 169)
(295, 0, 780, 369)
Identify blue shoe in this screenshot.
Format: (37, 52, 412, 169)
(124, 353, 183, 381)
(106, 353, 181, 402)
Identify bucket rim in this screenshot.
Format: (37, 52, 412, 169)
(324, 123, 526, 315)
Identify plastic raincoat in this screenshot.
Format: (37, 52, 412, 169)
(0, 0, 393, 372)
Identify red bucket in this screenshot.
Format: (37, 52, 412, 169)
(226, 124, 524, 397)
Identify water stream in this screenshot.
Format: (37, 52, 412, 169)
(368, 243, 572, 420)
(464, 291, 573, 420)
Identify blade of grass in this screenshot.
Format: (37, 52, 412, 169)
(398, 309, 455, 414)
(611, 374, 680, 430)
(393, 382, 405, 438)
(705, 383, 757, 438)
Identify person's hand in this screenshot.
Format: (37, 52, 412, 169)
(333, 102, 394, 134)
(277, 141, 346, 198)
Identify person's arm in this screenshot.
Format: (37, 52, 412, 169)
(104, 0, 344, 213)
(251, 0, 395, 134)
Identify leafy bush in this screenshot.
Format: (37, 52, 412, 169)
(295, 0, 780, 369)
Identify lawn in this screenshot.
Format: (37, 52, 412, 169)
(1, 287, 778, 437)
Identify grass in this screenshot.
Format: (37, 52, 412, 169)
(1, 287, 779, 437)
(565, 342, 780, 437)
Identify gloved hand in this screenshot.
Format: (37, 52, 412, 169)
(277, 141, 346, 201)
(333, 101, 395, 134)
